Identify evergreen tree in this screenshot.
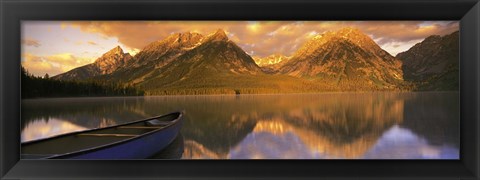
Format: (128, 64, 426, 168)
(21, 66, 144, 99)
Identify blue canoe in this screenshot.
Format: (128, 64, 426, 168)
(21, 112, 183, 159)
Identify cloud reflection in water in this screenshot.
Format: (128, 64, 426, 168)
(21, 118, 87, 142)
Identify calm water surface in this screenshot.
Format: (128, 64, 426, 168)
(21, 92, 459, 159)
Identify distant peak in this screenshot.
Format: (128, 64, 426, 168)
(337, 27, 362, 34)
(174, 31, 203, 37)
(94, 45, 132, 68)
(422, 30, 458, 43)
(294, 26, 383, 58)
(113, 45, 123, 51)
(329, 27, 370, 40)
(162, 31, 205, 45)
(215, 28, 226, 35)
(208, 29, 228, 41)
(424, 35, 441, 41)
(325, 27, 378, 49)
(307, 27, 371, 45)
(105, 45, 124, 55)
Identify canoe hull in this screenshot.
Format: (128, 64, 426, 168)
(56, 119, 183, 159)
(50, 117, 183, 159)
(22, 112, 184, 159)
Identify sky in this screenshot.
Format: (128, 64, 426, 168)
(21, 21, 459, 77)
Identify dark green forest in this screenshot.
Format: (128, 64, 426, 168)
(21, 67, 144, 99)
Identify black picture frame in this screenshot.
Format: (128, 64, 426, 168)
(1, 0, 479, 179)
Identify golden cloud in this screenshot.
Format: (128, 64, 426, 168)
(22, 38, 41, 47)
(350, 21, 459, 45)
(22, 53, 94, 76)
(62, 21, 458, 57)
(87, 41, 98, 45)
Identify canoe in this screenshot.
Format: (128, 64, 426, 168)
(149, 133, 184, 159)
(21, 112, 183, 159)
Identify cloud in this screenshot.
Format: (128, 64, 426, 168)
(87, 41, 98, 45)
(62, 21, 293, 55)
(126, 48, 140, 56)
(61, 21, 459, 57)
(350, 21, 459, 45)
(22, 38, 41, 47)
(22, 53, 94, 76)
(380, 39, 424, 56)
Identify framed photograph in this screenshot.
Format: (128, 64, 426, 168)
(1, 0, 479, 179)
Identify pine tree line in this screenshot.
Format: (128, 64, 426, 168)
(21, 67, 144, 99)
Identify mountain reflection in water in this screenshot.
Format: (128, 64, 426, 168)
(21, 92, 459, 159)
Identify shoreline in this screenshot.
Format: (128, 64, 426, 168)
(21, 91, 460, 100)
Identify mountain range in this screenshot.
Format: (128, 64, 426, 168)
(54, 46, 133, 80)
(53, 28, 459, 94)
(396, 31, 459, 90)
(278, 28, 404, 90)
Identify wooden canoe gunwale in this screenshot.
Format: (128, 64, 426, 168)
(21, 111, 183, 159)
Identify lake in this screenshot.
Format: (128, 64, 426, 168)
(21, 92, 460, 159)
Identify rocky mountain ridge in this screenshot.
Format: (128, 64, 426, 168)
(396, 31, 459, 90)
(54, 45, 133, 81)
(52, 28, 459, 93)
(278, 27, 404, 90)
